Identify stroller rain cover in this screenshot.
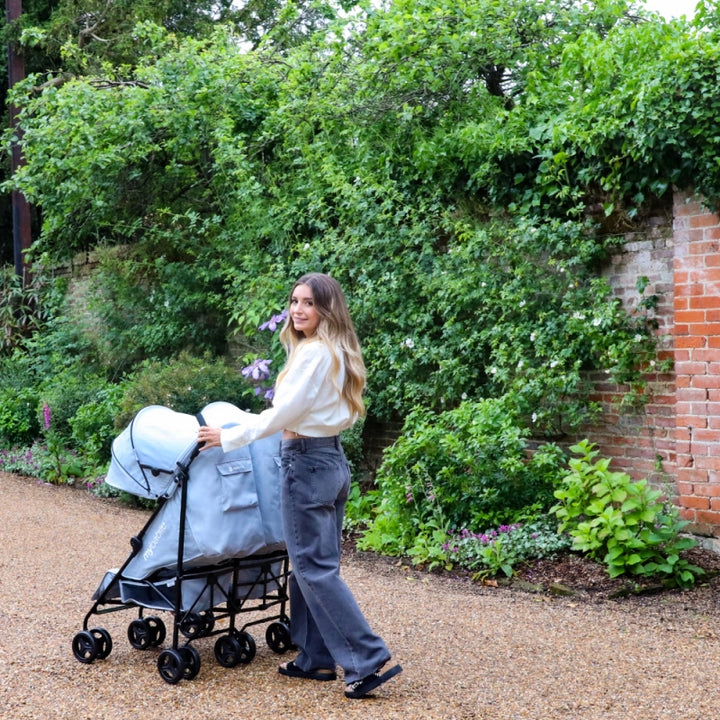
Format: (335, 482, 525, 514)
(105, 401, 284, 581)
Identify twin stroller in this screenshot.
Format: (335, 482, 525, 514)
(71, 401, 293, 684)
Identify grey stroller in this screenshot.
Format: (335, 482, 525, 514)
(71, 401, 292, 684)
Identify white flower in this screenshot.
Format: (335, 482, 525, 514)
(550, 360, 558, 368)
(592, 317, 602, 327)
(519, 300, 526, 307)
(461, 392, 467, 400)
(573, 312, 585, 320)
(532, 413, 538, 423)
(517, 359, 524, 369)
(404, 338, 415, 349)
(490, 366, 497, 375)
(530, 332, 536, 341)
(634, 334, 643, 342)
(304, 243, 310, 250)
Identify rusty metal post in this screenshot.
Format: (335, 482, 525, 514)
(6, 0, 32, 284)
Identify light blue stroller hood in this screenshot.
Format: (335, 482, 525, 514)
(104, 402, 284, 581)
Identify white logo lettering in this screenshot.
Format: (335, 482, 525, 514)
(143, 521, 167, 561)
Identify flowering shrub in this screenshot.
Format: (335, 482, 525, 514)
(0, 446, 44, 477)
(0, 441, 83, 485)
(358, 397, 568, 562)
(443, 518, 572, 578)
(239, 309, 288, 401)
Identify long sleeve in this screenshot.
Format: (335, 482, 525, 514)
(219, 340, 354, 452)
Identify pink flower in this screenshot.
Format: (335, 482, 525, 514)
(43, 402, 51, 430)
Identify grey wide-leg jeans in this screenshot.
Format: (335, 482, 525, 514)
(280, 436, 391, 683)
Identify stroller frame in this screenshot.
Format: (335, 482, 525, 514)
(72, 443, 293, 684)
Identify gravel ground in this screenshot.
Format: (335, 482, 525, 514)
(2, 471, 720, 720)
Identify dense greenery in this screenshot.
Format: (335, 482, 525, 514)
(552, 441, 702, 588)
(1, 1, 717, 581)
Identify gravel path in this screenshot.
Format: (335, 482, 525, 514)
(2, 471, 720, 720)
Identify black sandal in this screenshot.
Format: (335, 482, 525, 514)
(345, 664, 403, 699)
(279, 660, 337, 681)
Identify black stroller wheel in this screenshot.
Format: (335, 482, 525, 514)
(72, 630, 99, 664)
(214, 634, 242, 667)
(90, 628, 113, 659)
(214, 631, 255, 667)
(179, 645, 201, 681)
(232, 629, 256, 664)
(145, 616, 166, 646)
(266, 621, 293, 654)
(157, 649, 185, 684)
(180, 610, 215, 639)
(127, 618, 153, 650)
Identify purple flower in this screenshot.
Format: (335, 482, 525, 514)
(242, 358, 273, 381)
(259, 309, 289, 332)
(43, 402, 51, 430)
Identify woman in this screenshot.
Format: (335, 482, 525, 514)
(197, 273, 402, 699)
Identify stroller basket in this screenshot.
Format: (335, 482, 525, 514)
(72, 403, 293, 685)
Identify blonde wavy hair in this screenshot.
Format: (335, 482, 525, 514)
(277, 273, 366, 418)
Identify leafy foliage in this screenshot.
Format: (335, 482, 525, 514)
(358, 398, 567, 557)
(3, 6, 692, 428)
(443, 517, 572, 579)
(0, 267, 53, 354)
(552, 441, 703, 588)
(114, 351, 263, 430)
(2, 3, 719, 542)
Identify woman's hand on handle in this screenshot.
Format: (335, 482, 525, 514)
(197, 426, 222, 450)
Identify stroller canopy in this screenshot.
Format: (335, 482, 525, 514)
(106, 405, 199, 500)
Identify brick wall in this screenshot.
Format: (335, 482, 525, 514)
(672, 191, 720, 544)
(359, 190, 720, 544)
(581, 202, 676, 490)
(581, 190, 720, 548)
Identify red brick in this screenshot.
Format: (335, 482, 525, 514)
(679, 495, 711, 509)
(695, 509, 720, 525)
(689, 213, 720, 229)
(691, 296, 720, 309)
(677, 468, 711, 483)
(679, 388, 710, 402)
(675, 283, 706, 297)
(676, 362, 709, 375)
(679, 508, 697, 523)
(694, 456, 720, 472)
(674, 229, 705, 247)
